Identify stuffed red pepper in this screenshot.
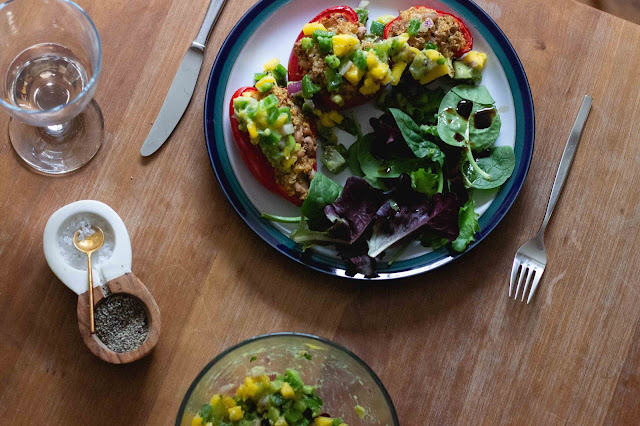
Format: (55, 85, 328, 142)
(230, 68, 317, 205)
(383, 6, 472, 59)
(288, 6, 383, 109)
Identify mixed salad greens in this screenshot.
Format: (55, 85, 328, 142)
(233, 4, 516, 277)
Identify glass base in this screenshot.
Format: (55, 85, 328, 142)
(9, 99, 104, 175)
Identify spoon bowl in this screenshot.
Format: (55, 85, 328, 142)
(73, 226, 105, 254)
(73, 225, 104, 333)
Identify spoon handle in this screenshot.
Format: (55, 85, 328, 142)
(87, 252, 95, 334)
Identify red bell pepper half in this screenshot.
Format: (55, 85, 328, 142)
(287, 6, 371, 110)
(229, 87, 304, 206)
(383, 7, 473, 58)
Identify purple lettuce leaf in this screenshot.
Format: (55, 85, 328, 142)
(324, 177, 387, 243)
(367, 192, 461, 258)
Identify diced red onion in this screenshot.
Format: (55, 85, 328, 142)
(339, 60, 353, 76)
(287, 81, 302, 97)
(421, 18, 434, 31)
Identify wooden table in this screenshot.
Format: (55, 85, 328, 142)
(1, 0, 639, 424)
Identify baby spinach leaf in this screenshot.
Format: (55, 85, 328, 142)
(436, 90, 468, 148)
(469, 104, 501, 152)
(451, 84, 495, 105)
(388, 108, 445, 165)
(357, 134, 427, 179)
(451, 199, 480, 252)
(463, 146, 516, 189)
(301, 173, 342, 230)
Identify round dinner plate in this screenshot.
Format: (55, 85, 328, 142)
(204, 0, 534, 280)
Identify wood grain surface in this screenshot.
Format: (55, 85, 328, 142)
(1, 0, 639, 424)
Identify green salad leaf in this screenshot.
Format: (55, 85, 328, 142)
(452, 199, 481, 252)
(389, 108, 445, 165)
(410, 168, 439, 197)
(463, 146, 515, 189)
(451, 84, 495, 105)
(301, 173, 342, 229)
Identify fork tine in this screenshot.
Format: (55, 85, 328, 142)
(509, 261, 521, 297)
(526, 269, 544, 304)
(520, 268, 535, 301)
(513, 265, 528, 300)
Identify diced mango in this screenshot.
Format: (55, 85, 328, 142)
(314, 417, 334, 426)
(255, 75, 276, 91)
(463, 51, 487, 70)
(381, 70, 392, 85)
(205, 423, 213, 426)
(408, 46, 421, 56)
(328, 111, 344, 124)
(222, 396, 236, 409)
(192, 415, 203, 426)
(209, 394, 221, 406)
(344, 64, 365, 85)
(425, 49, 443, 61)
(263, 58, 280, 71)
(247, 121, 258, 140)
(302, 22, 327, 36)
(236, 376, 259, 400)
(419, 64, 450, 84)
(319, 113, 335, 127)
(281, 382, 295, 399)
(366, 50, 379, 69)
(359, 75, 380, 95)
(391, 61, 408, 85)
(275, 417, 289, 426)
(370, 63, 389, 80)
(332, 34, 359, 56)
(228, 406, 244, 422)
(376, 15, 396, 24)
(255, 109, 268, 126)
(396, 33, 410, 45)
(274, 113, 289, 129)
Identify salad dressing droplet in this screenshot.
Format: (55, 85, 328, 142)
(456, 99, 473, 120)
(473, 108, 495, 129)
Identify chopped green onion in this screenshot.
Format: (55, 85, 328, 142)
(273, 64, 288, 86)
(352, 50, 368, 70)
(300, 37, 314, 50)
(325, 55, 340, 69)
(324, 68, 342, 92)
(355, 8, 369, 24)
(437, 57, 446, 65)
(407, 18, 421, 36)
(257, 82, 274, 93)
(317, 36, 333, 54)
(254, 72, 267, 82)
(301, 75, 321, 98)
(312, 29, 335, 40)
(370, 20, 385, 37)
(259, 94, 279, 110)
(425, 41, 438, 50)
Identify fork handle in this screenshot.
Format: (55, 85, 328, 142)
(540, 95, 592, 233)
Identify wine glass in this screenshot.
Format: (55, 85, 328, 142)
(0, 0, 103, 175)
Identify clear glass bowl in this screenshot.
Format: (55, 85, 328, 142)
(176, 333, 399, 425)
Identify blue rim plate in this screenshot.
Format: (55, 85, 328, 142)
(204, 0, 534, 280)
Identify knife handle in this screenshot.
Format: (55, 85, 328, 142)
(192, 0, 228, 51)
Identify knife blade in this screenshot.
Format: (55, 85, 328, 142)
(141, 0, 228, 157)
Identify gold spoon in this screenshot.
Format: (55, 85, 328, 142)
(73, 226, 105, 334)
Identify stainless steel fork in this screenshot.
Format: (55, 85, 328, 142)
(510, 95, 593, 303)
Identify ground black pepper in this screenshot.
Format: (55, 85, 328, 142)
(94, 294, 149, 353)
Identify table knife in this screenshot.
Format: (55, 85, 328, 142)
(140, 0, 228, 157)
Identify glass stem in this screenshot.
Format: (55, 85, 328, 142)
(43, 120, 72, 138)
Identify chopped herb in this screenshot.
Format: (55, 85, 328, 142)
(250, 356, 257, 362)
(407, 18, 421, 36)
